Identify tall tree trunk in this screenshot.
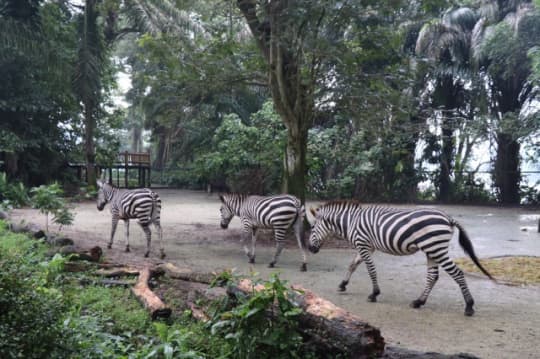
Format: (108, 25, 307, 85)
(237, 0, 316, 203)
(282, 122, 308, 202)
(494, 132, 520, 204)
(439, 118, 453, 202)
(84, 104, 96, 186)
(132, 126, 142, 152)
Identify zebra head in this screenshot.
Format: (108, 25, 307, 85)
(218, 194, 234, 229)
(96, 180, 109, 211)
(307, 206, 329, 254)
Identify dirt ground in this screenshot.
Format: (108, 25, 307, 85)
(10, 189, 540, 358)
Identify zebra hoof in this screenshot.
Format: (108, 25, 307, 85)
(338, 281, 348, 292)
(300, 263, 307, 272)
(107, 244, 112, 249)
(144, 252, 149, 258)
(410, 299, 425, 309)
(160, 252, 166, 260)
(464, 306, 475, 316)
(268, 262, 275, 268)
(367, 290, 380, 302)
(248, 257, 255, 264)
(125, 246, 130, 253)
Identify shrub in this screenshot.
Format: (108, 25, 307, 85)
(0, 172, 30, 209)
(30, 182, 75, 232)
(209, 273, 310, 359)
(0, 229, 70, 358)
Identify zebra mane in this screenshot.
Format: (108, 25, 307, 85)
(318, 200, 363, 216)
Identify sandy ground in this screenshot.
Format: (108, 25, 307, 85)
(10, 189, 540, 358)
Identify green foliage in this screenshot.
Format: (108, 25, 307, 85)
(0, 227, 70, 358)
(0, 172, 30, 209)
(210, 273, 309, 359)
(195, 101, 286, 194)
(30, 182, 74, 232)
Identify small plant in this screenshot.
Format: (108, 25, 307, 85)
(0, 172, 30, 209)
(209, 273, 306, 359)
(30, 183, 75, 232)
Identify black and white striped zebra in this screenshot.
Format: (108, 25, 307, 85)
(307, 201, 494, 316)
(96, 180, 164, 259)
(218, 193, 308, 271)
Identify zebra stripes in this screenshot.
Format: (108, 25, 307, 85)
(219, 193, 308, 271)
(97, 180, 164, 258)
(308, 201, 493, 316)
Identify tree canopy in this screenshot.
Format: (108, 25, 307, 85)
(1, 0, 539, 204)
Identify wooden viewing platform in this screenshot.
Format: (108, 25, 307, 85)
(69, 151, 151, 188)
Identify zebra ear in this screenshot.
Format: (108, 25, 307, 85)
(96, 180, 103, 188)
(218, 194, 225, 203)
(310, 206, 317, 217)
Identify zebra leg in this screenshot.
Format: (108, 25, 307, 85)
(140, 224, 152, 258)
(242, 228, 256, 263)
(436, 256, 475, 316)
(123, 219, 130, 252)
(411, 257, 439, 309)
(154, 220, 165, 259)
(359, 248, 381, 302)
(269, 228, 287, 268)
(108, 216, 119, 249)
(339, 253, 364, 292)
(293, 219, 307, 272)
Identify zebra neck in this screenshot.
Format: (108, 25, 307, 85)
(229, 196, 245, 215)
(107, 187, 119, 201)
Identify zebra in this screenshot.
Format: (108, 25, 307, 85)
(96, 180, 164, 259)
(218, 193, 308, 271)
(307, 201, 494, 316)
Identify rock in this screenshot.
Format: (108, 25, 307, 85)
(47, 235, 75, 246)
(9, 222, 28, 233)
(59, 245, 77, 255)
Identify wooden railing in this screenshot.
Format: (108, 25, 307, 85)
(118, 151, 151, 166)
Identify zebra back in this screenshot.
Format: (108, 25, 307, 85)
(102, 183, 161, 222)
(312, 201, 454, 255)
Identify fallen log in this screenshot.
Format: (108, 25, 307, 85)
(131, 266, 171, 319)
(230, 279, 385, 358)
(156, 262, 215, 284)
(95, 266, 141, 277)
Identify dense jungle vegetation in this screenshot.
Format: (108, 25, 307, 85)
(1, 0, 539, 204)
(0, 220, 319, 358)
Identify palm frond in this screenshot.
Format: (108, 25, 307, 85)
(416, 21, 469, 63)
(0, 17, 42, 60)
(442, 7, 478, 31)
(123, 0, 205, 37)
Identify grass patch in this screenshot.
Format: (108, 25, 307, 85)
(455, 256, 540, 285)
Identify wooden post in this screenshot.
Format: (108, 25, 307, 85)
(124, 151, 129, 188)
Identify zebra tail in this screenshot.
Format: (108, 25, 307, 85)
(453, 220, 495, 281)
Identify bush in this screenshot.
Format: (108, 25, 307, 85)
(0, 172, 30, 209)
(31, 182, 75, 232)
(209, 272, 311, 359)
(0, 228, 70, 358)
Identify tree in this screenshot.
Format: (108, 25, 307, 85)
(416, 7, 479, 202)
(472, 0, 540, 203)
(0, 0, 79, 185)
(74, 0, 108, 188)
(236, 0, 331, 202)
